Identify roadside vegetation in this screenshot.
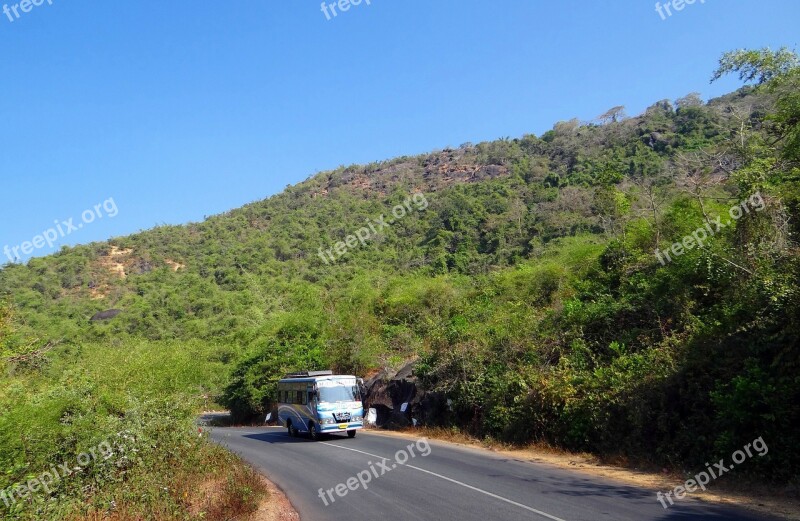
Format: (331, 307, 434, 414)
(1, 49, 798, 515)
(0, 319, 268, 520)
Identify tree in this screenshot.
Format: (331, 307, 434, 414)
(675, 92, 704, 110)
(711, 47, 799, 85)
(597, 106, 627, 124)
(711, 47, 799, 255)
(712, 47, 800, 163)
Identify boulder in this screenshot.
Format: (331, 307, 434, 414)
(362, 361, 450, 429)
(90, 309, 122, 322)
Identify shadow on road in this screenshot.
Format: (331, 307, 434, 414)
(242, 430, 354, 444)
(542, 473, 780, 521)
(658, 507, 781, 521)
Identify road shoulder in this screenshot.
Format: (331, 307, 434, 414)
(249, 475, 301, 521)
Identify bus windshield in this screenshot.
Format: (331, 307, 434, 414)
(318, 384, 361, 403)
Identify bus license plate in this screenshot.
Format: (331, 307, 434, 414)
(338, 424, 348, 429)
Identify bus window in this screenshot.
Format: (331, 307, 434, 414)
(296, 390, 303, 404)
(318, 384, 361, 403)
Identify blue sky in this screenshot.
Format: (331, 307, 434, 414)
(1, 0, 798, 262)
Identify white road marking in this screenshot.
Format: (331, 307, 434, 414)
(318, 441, 389, 460)
(405, 463, 567, 521)
(319, 441, 567, 521)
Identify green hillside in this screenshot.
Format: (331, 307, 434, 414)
(1, 48, 799, 518)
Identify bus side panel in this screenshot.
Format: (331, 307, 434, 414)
(278, 403, 315, 432)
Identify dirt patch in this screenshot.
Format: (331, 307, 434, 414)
(368, 427, 800, 521)
(89, 286, 107, 300)
(109, 246, 132, 256)
(86, 246, 132, 299)
(98, 246, 131, 279)
(248, 476, 301, 521)
(165, 259, 185, 271)
(187, 475, 298, 521)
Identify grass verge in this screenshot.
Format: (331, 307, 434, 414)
(0, 340, 291, 520)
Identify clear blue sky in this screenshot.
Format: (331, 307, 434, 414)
(1, 0, 798, 262)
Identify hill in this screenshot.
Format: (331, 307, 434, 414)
(1, 48, 799, 518)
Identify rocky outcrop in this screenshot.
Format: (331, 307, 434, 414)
(362, 361, 449, 429)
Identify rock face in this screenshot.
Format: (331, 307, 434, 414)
(89, 309, 122, 322)
(362, 361, 449, 429)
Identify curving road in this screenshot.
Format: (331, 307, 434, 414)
(206, 421, 781, 521)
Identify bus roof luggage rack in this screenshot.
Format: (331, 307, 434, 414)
(283, 370, 334, 378)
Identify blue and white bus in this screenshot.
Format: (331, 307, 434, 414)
(277, 371, 364, 440)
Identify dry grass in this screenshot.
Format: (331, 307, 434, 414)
(66, 443, 298, 521)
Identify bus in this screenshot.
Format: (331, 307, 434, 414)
(277, 371, 364, 440)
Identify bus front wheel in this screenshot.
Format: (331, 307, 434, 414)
(347, 430, 357, 438)
(309, 422, 319, 441)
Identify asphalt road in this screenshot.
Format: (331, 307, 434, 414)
(206, 422, 781, 521)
